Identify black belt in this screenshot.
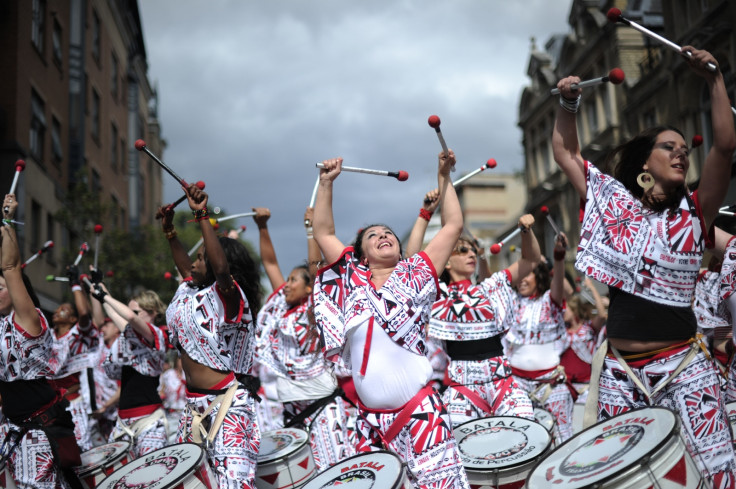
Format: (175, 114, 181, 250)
(445, 335, 504, 361)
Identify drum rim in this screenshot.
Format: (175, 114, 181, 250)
(97, 442, 206, 488)
(76, 441, 132, 476)
(301, 450, 405, 488)
(526, 406, 680, 487)
(257, 427, 310, 463)
(453, 416, 553, 472)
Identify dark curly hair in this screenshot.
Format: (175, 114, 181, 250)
(203, 237, 262, 315)
(531, 261, 551, 296)
(352, 224, 403, 263)
(607, 125, 687, 213)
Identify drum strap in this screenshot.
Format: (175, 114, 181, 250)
(284, 389, 339, 429)
(190, 382, 238, 447)
(381, 385, 433, 446)
(522, 366, 568, 406)
(449, 384, 494, 415)
(115, 408, 167, 441)
(582, 340, 608, 429)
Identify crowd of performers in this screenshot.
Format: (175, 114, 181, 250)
(0, 45, 735, 489)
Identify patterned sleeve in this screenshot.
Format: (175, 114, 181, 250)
(9, 310, 61, 379)
(313, 247, 355, 361)
(477, 269, 518, 329)
(215, 281, 256, 376)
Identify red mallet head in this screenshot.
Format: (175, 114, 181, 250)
(606, 7, 622, 23)
(486, 159, 497, 169)
(134, 139, 146, 151)
(164, 271, 172, 280)
(692, 135, 704, 148)
(397, 171, 409, 182)
(105, 270, 114, 278)
(196, 180, 205, 190)
(490, 244, 502, 255)
(608, 68, 625, 85)
(540, 205, 550, 216)
(427, 115, 441, 128)
(94, 224, 103, 234)
(240, 225, 247, 231)
(15, 160, 26, 172)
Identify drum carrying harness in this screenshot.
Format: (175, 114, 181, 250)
(114, 408, 168, 444)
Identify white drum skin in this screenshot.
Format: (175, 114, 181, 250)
(256, 427, 316, 489)
(95, 443, 217, 489)
(75, 441, 133, 489)
(0, 464, 18, 489)
(454, 416, 552, 489)
(525, 407, 705, 489)
(301, 450, 411, 488)
(533, 408, 556, 436)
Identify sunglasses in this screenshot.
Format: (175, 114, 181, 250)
(452, 245, 478, 256)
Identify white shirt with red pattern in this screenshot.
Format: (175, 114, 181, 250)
(49, 322, 99, 379)
(104, 324, 167, 380)
(166, 280, 255, 374)
(429, 271, 518, 341)
(504, 290, 565, 350)
(694, 270, 730, 331)
(160, 368, 186, 411)
(0, 310, 62, 380)
(562, 321, 598, 364)
(256, 285, 327, 381)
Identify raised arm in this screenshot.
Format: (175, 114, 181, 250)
(550, 233, 568, 305)
(584, 277, 607, 332)
(686, 47, 736, 228)
(552, 76, 587, 199)
(156, 205, 192, 279)
(405, 189, 440, 257)
(1, 195, 41, 336)
(507, 214, 541, 287)
(92, 283, 155, 344)
(253, 207, 284, 290)
(305, 207, 324, 278)
(423, 150, 464, 272)
(313, 158, 346, 264)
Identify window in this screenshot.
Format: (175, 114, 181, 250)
(30, 89, 46, 160)
(91, 89, 100, 141)
(111, 123, 118, 170)
(586, 92, 598, 135)
(91, 168, 101, 197)
(120, 137, 127, 173)
(91, 11, 100, 62)
(31, 0, 46, 54)
(643, 109, 657, 131)
(52, 19, 62, 66)
(111, 53, 119, 99)
(31, 200, 42, 252)
(46, 213, 55, 263)
(111, 196, 119, 228)
(51, 117, 63, 162)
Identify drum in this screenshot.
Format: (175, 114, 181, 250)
(95, 443, 217, 489)
(533, 408, 556, 435)
(525, 406, 705, 488)
(571, 402, 586, 434)
(256, 427, 316, 489)
(75, 441, 132, 489)
(726, 401, 736, 449)
(0, 464, 18, 489)
(453, 416, 552, 489)
(301, 451, 411, 488)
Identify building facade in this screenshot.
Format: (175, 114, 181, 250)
(0, 0, 163, 311)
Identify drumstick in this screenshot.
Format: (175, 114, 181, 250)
(315, 163, 409, 181)
(490, 227, 523, 254)
(73, 242, 89, 266)
(550, 68, 625, 95)
(135, 139, 189, 187)
(427, 115, 449, 156)
(22, 240, 54, 269)
(306, 175, 320, 225)
(168, 181, 206, 211)
(452, 159, 497, 187)
(607, 8, 716, 72)
(4, 160, 25, 214)
(93, 224, 103, 270)
(540, 206, 562, 236)
(46, 275, 69, 282)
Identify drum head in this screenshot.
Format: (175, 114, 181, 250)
(526, 407, 679, 488)
(453, 416, 552, 472)
(533, 408, 556, 433)
(76, 441, 131, 476)
(302, 451, 405, 488)
(726, 402, 736, 440)
(96, 443, 205, 488)
(258, 428, 310, 463)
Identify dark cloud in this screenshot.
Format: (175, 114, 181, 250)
(139, 1, 573, 289)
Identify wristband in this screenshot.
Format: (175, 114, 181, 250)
(419, 208, 433, 221)
(559, 94, 581, 114)
(71, 285, 83, 293)
(164, 229, 178, 240)
(192, 209, 210, 221)
(553, 249, 566, 261)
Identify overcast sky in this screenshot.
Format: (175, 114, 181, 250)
(138, 1, 573, 290)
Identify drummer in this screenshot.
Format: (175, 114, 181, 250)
(160, 183, 263, 488)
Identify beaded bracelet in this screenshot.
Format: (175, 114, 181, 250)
(553, 249, 566, 261)
(164, 229, 178, 240)
(419, 208, 433, 221)
(559, 94, 581, 114)
(192, 209, 210, 222)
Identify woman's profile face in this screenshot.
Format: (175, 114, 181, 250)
(643, 130, 689, 191)
(284, 269, 311, 306)
(518, 271, 538, 298)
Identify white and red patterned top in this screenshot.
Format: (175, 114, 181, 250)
(166, 280, 255, 374)
(694, 270, 730, 330)
(49, 322, 99, 379)
(561, 322, 598, 364)
(104, 324, 167, 380)
(718, 237, 736, 322)
(0, 310, 61, 380)
(256, 285, 327, 381)
(576, 162, 707, 307)
(313, 247, 439, 365)
(504, 290, 565, 348)
(428, 271, 517, 341)
(160, 368, 186, 411)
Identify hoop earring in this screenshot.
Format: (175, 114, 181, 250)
(636, 171, 655, 191)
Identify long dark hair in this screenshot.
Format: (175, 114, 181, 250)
(203, 237, 262, 314)
(352, 224, 403, 262)
(608, 125, 687, 212)
(0, 270, 41, 309)
(532, 261, 551, 296)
